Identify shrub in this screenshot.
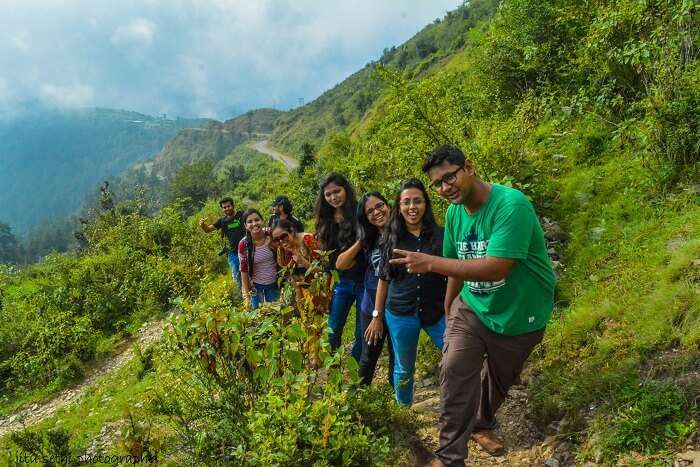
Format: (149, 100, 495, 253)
(152, 260, 405, 465)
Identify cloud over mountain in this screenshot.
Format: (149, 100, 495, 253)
(0, 0, 459, 119)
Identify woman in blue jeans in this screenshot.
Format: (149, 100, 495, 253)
(375, 178, 447, 405)
(336, 191, 394, 385)
(238, 209, 280, 310)
(315, 173, 364, 361)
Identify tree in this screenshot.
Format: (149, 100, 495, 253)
(299, 142, 316, 175)
(0, 223, 18, 264)
(168, 161, 218, 216)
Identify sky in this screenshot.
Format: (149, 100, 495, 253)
(0, 0, 461, 120)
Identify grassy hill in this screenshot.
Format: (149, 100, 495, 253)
(269, 0, 500, 155)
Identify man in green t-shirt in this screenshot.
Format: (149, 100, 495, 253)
(390, 145, 555, 467)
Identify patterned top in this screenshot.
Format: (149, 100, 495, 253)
(238, 238, 278, 286)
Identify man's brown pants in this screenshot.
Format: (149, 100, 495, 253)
(436, 297, 544, 467)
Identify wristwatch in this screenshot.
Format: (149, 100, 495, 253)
(372, 309, 381, 318)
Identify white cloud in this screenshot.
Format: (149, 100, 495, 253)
(39, 83, 94, 108)
(0, 1, 461, 118)
(111, 17, 156, 45)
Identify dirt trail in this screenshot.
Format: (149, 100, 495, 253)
(409, 380, 555, 466)
(251, 139, 299, 170)
(0, 320, 165, 438)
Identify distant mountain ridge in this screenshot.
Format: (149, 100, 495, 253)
(0, 107, 210, 233)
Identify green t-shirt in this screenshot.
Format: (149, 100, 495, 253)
(443, 184, 555, 336)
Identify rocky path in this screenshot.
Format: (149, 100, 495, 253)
(408, 379, 561, 466)
(0, 320, 165, 438)
(251, 139, 299, 170)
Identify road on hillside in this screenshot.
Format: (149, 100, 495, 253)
(252, 140, 298, 171)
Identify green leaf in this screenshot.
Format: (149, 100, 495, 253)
(246, 348, 261, 366)
(345, 356, 359, 374)
(286, 323, 306, 341)
(285, 349, 303, 372)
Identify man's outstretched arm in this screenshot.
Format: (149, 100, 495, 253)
(390, 250, 514, 283)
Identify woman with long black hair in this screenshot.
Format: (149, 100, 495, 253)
(315, 172, 364, 361)
(375, 178, 447, 405)
(336, 191, 393, 385)
(238, 209, 279, 310)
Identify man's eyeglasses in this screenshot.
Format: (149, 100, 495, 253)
(365, 201, 386, 217)
(430, 167, 464, 191)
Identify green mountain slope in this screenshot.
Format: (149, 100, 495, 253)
(269, 0, 500, 154)
(0, 108, 209, 233)
(111, 108, 286, 205)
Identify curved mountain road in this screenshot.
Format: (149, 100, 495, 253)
(252, 140, 298, 171)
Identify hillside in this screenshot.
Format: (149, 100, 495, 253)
(269, 0, 500, 154)
(13, 108, 286, 263)
(1, 0, 699, 465)
(0, 108, 208, 234)
(107, 108, 286, 208)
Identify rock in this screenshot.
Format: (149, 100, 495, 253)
(545, 224, 568, 242)
(685, 183, 700, 196)
(542, 435, 559, 447)
(667, 238, 687, 251)
(545, 458, 560, 467)
(677, 450, 700, 465)
(588, 226, 605, 241)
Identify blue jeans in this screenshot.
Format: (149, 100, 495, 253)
(327, 276, 364, 361)
(250, 282, 280, 309)
(227, 251, 242, 293)
(385, 309, 445, 406)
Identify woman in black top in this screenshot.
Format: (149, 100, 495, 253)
(375, 179, 447, 406)
(314, 173, 364, 361)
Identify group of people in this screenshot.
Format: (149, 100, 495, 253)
(199, 144, 556, 467)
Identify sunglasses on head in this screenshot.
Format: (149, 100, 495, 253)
(272, 231, 291, 242)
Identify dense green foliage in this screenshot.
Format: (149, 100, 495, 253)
(0, 203, 223, 398)
(0, 223, 19, 264)
(148, 258, 409, 466)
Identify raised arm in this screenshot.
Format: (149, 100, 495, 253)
(198, 218, 217, 233)
(335, 240, 363, 270)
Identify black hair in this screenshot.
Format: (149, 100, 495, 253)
(278, 198, 293, 215)
(422, 144, 466, 173)
(219, 197, 234, 207)
(357, 191, 389, 252)
(241, 208, 264, 278)
(274, 218, 298, 234)
(380, 178, 442, 280)
(314, 172, 358, 263)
